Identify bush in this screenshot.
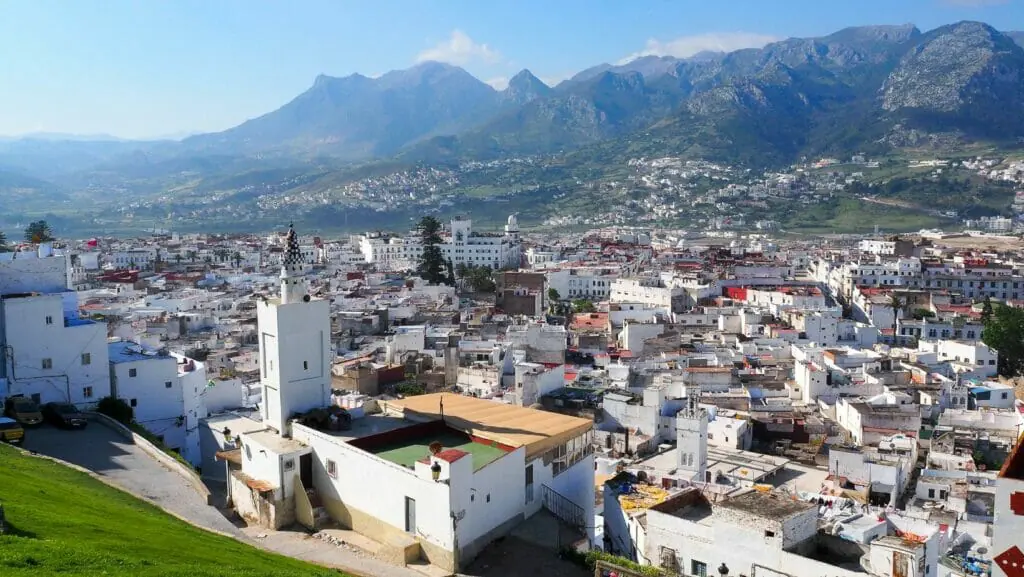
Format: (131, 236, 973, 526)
(96, 396, 133, 425)
(560, 548, 665, 577)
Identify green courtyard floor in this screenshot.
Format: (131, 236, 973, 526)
(369, 431, 507, 471)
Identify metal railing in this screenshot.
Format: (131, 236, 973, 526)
(541, 484, 585, 533)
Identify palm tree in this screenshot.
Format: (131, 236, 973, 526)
(203, 255, 212, 264)
(187, 250, 198, 263)
(214, 248, 230, 263)
(888, 294, 904, 341)
(232, 251, 243, 268)
(174, 254, 183, 265)
(0, 230, 10, 253)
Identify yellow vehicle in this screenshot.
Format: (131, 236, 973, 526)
(4, 396, 43, 427)
(0, 417, 24, 444)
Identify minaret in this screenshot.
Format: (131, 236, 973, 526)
(280, 224, 306, 305)
(257, 223, 332, 436)
(676, 386, 709, 483)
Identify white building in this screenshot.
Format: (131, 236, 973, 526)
(257, 225, 333, 435)
(0, 246, 110, 407)
(108, 340, 207, 464)
(546, 267, 619, 301)
(645, 488, 938, 577)
(358, 215, 521, 271)
(676, 391, 709, 483)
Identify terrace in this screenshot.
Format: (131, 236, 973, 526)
(348, 420, 512, 471)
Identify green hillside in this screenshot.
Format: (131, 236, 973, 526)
(0, 444, 344, 577)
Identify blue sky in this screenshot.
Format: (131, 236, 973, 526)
(1, 0, 1022, 139)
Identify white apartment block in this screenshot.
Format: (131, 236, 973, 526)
(358, 215, 521, 272)
(546, 267, 619, 301)
(1, 246, 110, 407)
(108, 340, 208, 465)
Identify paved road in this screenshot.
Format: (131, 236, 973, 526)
(22, 422, 244, 537)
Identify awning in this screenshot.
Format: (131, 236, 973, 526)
(215, 449, 242, 465)
(232, 471, 276, 493)
(870, 482, 894, 494)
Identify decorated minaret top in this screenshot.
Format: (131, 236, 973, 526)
(280, 223, 307, 304)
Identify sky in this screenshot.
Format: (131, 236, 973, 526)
(1, 0, 1022, 140)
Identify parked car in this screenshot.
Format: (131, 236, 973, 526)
(3, 396, 43, 427)
(42, 403, 88, 429)
(0, 417, 25, 444)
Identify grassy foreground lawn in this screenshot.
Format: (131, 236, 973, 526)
(0, 444, 345, 576)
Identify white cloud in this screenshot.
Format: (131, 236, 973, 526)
(416, 30, 502, 66)
(617, 32, 781, 65)
(485, 77, 509, 90)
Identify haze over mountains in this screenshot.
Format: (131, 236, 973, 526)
(5, 20, 1024, 185)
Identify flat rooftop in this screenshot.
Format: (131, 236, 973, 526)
(109, 340, 168, 364)
(382, 393, 592, 460)
(635, 446, 789, 483)
(348, 420, 511, 471)
(718, 490, 815, 520)
(370, 430, 507, 471)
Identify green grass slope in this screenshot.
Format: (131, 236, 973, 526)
(0, 444, 343, 577)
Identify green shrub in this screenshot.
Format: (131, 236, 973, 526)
(96, 396, 133, 425)
(559, 548, 665, 577)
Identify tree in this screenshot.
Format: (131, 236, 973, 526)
(416, 216, 447, 285)
(887, 295, 904, 339)
(465, 265, 495, 293)
(573, 299, 596, 313)
(982, 304, 1024, 377)
(455, 262, 468, 279)
(0, 231, 10, 253)
(445, 258, 456, 286)
(174, 254, 183, 265)
(96, 396, 133, 425)
(981, 296, 994, 324)
(214, 248, 230, 263)
(187, 250, 198, 263)
(547, 288, 561, 314)
(232, 251, 243, 268)
(24, 220, 54, 244)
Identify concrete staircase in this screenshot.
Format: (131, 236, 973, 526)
(511, 509, 587, 553)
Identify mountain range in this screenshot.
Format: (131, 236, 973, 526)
(5, 20, 1024, 187)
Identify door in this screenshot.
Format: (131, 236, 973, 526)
(525, 464, 535, 504)
(404, 497, 416, 534)
(300, 453, 313, 489)
(892, 551, 911, 577)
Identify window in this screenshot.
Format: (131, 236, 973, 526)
(83, 386, 93, 399)
(130, 399, 137, 407)
(765, 530, 775, 538)
(81, 353, 91, 365)
(128, 368, 137, 377)
(283, 459, 295, 471)
(45, 315, 53, 325)
(41, 358, 53, 370)
(303, 361, 308, 371)
(1002, 392, 1009, 399)
(327, 459, 337, 479)
(928, 488, 935, 498)
(165, 381, 173, 388)
(691, 560, 708, 577)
